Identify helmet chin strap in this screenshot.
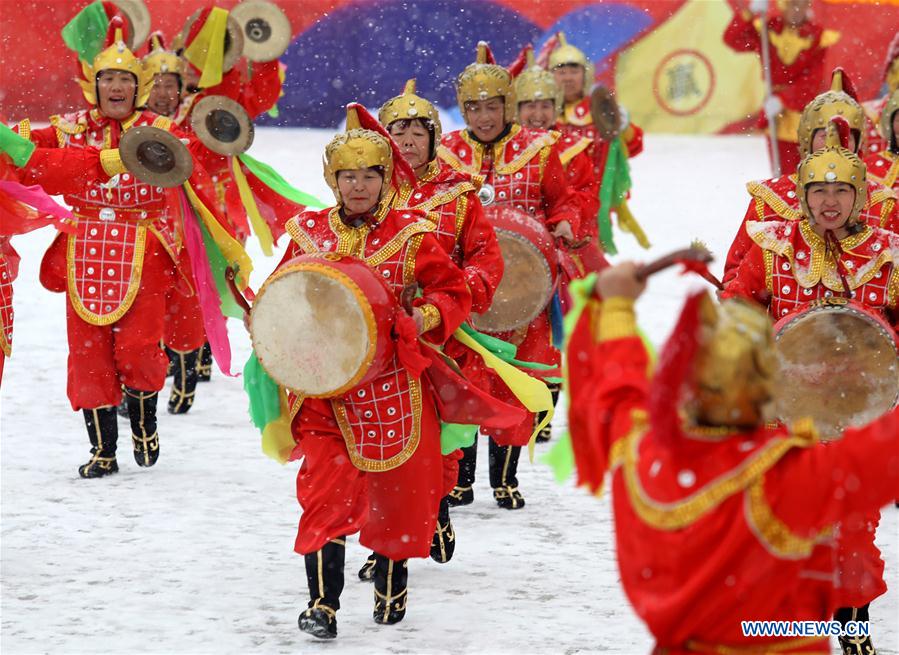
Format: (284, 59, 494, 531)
(823, 229, 854, 298)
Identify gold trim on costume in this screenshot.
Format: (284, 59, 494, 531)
(366, 220, 434, 267)
(284, 216, 320, 254)
(615, 410, 813, 531)
(66, 225, 148, 326)
(418, 303, 442, 332)
(596, 297, 637, 341)
(559, 136, 592, 167)
(744, 476, 832, 560)
(746, 178, 802, 221)
(17, 119, 31, 142)
(454, 193, 469, 241)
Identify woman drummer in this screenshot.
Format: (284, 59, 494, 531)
(722, 115, 898, 655)
(269, 103, 472, 639)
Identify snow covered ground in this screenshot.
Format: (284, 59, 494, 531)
(1, 130, 896, 654)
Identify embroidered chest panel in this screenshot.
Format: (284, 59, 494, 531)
(286, 210, 432, 471)
(396, 182, 471, 265)
(0, 253, 13, 356)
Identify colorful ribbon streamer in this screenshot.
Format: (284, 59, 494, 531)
(231, 157, 274, 256)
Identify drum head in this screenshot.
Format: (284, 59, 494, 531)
(774, 304, 899, 439)
(250, 266, 377, 397)
(471, 228, 554, 332)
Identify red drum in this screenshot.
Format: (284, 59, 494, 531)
(250, 253, 397, 398)
(471, 205, 558, 332)
(773, 298, 899, 440)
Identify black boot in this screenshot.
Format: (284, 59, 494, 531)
(430, 496, 456, 563)
(447, 438, 476, 507)
(115, 385, 130, 418)
(835, 604, 876, 655)
(124, 387, 160, 468)
(372, 554, 407, 625)
(535, 384, 561, 443)
(358, 552, 376, 582)
(167, 347, 199, 415)
(298, 538, 344, 639)
(489, 438, 525, 510)
(196, 342, 212, 382)
(79, 407, 119, 478)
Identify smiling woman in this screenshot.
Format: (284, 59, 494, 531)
(96, 69, 138, 121)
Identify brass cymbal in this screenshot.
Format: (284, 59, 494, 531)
(119, 126, 194, 188)
(230, 0, 292, 62)
(190, 94, 255, 156)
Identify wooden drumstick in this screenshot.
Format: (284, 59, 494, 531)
(633, 245, 722, 288)
(225, 266, 253, 317)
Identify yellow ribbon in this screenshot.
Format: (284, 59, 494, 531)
(616, 200, 651, 249)
(231, 157, 274, 256)
(261, 387, 295, 464)
(183, 7, 228, 89)
(182, 181, 254, 289)
(452, 327, 554, 462)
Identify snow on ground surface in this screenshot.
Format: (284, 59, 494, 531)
(1, 129, 897, 654)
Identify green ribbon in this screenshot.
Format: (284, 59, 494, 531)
(197, 217, 244, 319)
(243, 352, 281, 430)
(0, 123, 36, 167)
(440, 422, 477, 455)
(458, 323, 555, 373)
(238, 153, 327, 208)
(597, 137, 633, 256)
(61, 1, 110, 64)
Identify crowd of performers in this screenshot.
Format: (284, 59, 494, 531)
(1, 0, 898, 653)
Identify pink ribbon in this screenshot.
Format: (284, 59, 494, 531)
(178, 188, 234, 376)
(0, 180, 75, 233)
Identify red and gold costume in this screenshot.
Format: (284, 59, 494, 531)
(722, 126, 896, 625)
(723, 75, 898, 285)
(566, 290, 899, 655)
(866, 89, 899, 194)
(439, 124, 576, 444)
(283, 204, 470, 558)
(281, 104, 473, 637)
(723, 6, 840, 174)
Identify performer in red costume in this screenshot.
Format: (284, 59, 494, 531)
(276, 104, 472, 639)
(374, 78, 503, 570)
(867, 89, 899, 195)
(723, 120, 896, 654)
(722, 70, 898, 285)
(439, 41, 579, 509)
(863, 31, 899, 156)
(566, 258, 899, 655)
(724, 0, 840, 175)
(0, 136, 80, 386)
(12, 17, 248, 479)
(142, 32, 207, 413)
(547, 33, 643, 182)
(513, 48, 608, 277)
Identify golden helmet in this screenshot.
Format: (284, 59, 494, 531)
(797, 117, 867, 227)
(547, 32, 594, 98)
(378, 79, 442, 160)
(797, 69, 865, 159)
(324, 104, 396, 204)
(514, 49, 562, 118)
(880, 88, 899, 153)
(456, 41, 515, 122)
(690, 294, 777, 429)
(142, 31, 184, 80)
(79, 16, 152, 108)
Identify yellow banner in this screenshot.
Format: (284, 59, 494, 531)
(615, 0, 765, 133)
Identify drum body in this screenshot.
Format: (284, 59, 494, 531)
(773, 298, 899, 440)
(471, 205, 558, 332)
(250, 253, 397, 398)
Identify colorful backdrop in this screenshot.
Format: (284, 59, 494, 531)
(1, 0, 897, 133)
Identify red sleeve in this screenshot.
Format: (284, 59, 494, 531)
(568, 307, 650, 491)
(723, 9, 761, 53)
(17, 147, 110, 196)
(457, 192, 504, 314)
(761, 407, 899, 539)
(412, 232, 472, 345)
(237, 60, 282, 119)
(624, 123, 644, 158)
(540, 147, 580, 232)
(17, 124, 61, 149)
(723, 198, 762, 284)
(720, 242, 770, 307)
(562, 148, 599, 237)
